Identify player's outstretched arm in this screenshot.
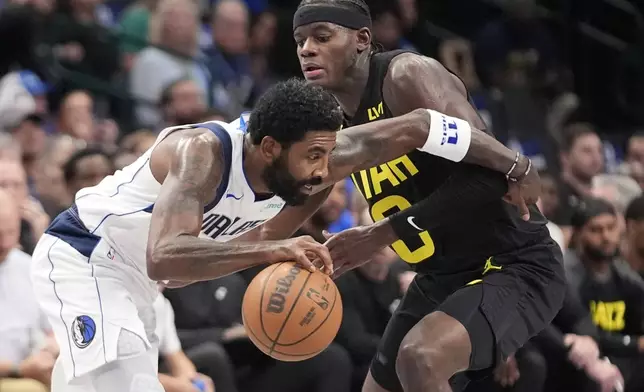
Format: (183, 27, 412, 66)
(146, 129, 332, 281)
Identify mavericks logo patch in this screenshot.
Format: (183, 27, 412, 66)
(71, 315, 96, 349)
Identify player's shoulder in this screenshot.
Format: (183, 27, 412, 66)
(386, 52, 444, 81)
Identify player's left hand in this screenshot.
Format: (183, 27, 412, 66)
(323, 225, 388, 279)
(504, 162, 541, 221)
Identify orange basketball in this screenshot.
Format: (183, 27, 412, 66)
(242, 261, 343, 362)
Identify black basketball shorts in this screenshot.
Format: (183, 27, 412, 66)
(369, 240, 566, 392)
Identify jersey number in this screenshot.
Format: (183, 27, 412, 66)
(370, 195, 435, 264)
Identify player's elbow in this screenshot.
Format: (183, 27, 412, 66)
(146, 242, 173, 280)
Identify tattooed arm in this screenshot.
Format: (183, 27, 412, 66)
(146, 128, 332, 281)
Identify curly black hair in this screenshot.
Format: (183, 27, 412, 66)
(247, 78, 343, 146)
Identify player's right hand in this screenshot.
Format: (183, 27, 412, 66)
(272, 236, 333, 275)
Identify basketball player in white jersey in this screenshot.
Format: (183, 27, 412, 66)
(30, 79, 537, 391)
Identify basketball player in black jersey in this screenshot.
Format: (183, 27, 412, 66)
(290, 1, 567, 392)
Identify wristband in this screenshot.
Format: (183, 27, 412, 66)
(192, 378, 206, 392)
(417, 109, 471, 162)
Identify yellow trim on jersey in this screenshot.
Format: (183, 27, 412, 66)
(466, 279, 483, 286)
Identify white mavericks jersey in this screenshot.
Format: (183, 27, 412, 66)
(45, 113, 286, 300)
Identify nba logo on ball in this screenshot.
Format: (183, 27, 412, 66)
(71, 315, 96, 349)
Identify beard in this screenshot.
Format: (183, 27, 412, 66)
(582, 242, 619, 263)
(261, 153, 322, 206)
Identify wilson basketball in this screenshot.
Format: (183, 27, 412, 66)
(242, 261, 343, 362)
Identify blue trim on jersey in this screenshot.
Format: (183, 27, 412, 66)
(45, 205, 101, 258)
(200, 122, 233, 212)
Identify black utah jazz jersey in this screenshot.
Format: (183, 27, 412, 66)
(345, 50, 551, 275)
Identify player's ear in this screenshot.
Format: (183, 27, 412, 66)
(260, 136, 282, 162)
(356, 28, 371, 53)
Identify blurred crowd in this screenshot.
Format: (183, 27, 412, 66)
(2, 0, 644, 391)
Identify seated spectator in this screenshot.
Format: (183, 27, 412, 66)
(32, 159, 70, 218)
(552, 124, 605, 242)
(153, 286, 215, 392)
(592, 174, 642, 216)
(0, 189, 58, 392)
(56, 90, 97, 144)
(62, 148, 114, 200)
(0, 159, 50, 254)
(565, 197, 644, 392)
(131, 0, 207, 128)
(163, 273, 353, 392)
(623, 196, 644, 279)
(334, 246, 408, 391)
(159, 78, 208, 127)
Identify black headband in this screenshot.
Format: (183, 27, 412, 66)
(293, 5, 372, 31)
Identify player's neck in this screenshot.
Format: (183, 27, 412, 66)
(331, 52, 371, 118)
(242, 138, 271, 195)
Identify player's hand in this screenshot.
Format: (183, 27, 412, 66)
(272, 236, 334, 275)
(585, 359, 624, 392)
(564, 334, 600, 369)
(323, 225, 388, 279)
(18, 351, 55, 385)
(222, 324, 248, 341)
(504, 164, 541, 221)
(493, 355, 520, 387)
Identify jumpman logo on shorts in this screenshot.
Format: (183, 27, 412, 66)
(482, 257, 502, 275)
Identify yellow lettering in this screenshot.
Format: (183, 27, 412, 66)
(589, 300, 626, 332)
(358, 170, 372, 199)
(369, 165, 400, 195)
(370, 195, 435, 263)
(367, 102, 384, 121)
(387, 155, 419, 181)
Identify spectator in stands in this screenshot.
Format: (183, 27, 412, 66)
(248, 9, 278, 100)
(154, 287, 215, 392)
(0, 189, 57, 392)
(159, 78, 207, 127)
(164, 273, 353, 392)
(56, 90, 96, 143)
(475, 0, 561, 91)
(623, 196, 644, 279)
(0, 0, 54, 77)
(120, 129, 157, 156)
(131, 0, 207, 128)
(0, 159, 49, 254)
(552, 123, 604, 238)
(565, 197, 644, 392)
(118, 0, 159, 70)
(334, 246, 407, 391)
(532, 284, 623, 392)
(206, 0, 254, 117)
(370, 3, 415, 51)
(626, 132, 644, 168)
(41, 134, 81, 168)
(62, 148, 114, 199)
(43, 0, 120, 102)
(592, 174, 641, 216)
(32, 159, 70, 218)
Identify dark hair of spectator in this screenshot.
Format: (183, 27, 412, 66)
(625, 195, 644, 222)
(561, 122, 598, 153)
(159, 77, 192, 108)
(246, 78, 343, 146)
(63, 148, 114, 183)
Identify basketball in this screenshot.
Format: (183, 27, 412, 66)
(242, 261, 343, 362)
